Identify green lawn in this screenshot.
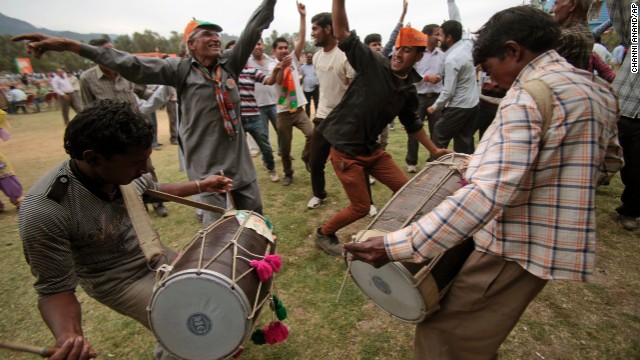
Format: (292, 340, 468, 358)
(0, 109, 638, 359)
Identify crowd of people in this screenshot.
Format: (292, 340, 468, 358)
(5, 0, 637, 358)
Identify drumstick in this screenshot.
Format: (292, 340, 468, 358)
(219, 170, 235, 210)
(146, 189, 226, 214)
(0, 340, 98, 358)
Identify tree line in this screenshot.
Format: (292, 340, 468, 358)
(0, 29, 317, 73)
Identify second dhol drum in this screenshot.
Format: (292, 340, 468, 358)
(348, 153, 474, 323)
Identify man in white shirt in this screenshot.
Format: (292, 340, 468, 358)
(593, 34, 613, 63)
(307, 11, 355, 209)
(50, 68, 81, 125)
(273, 1, 314, 186)
(428, 20, 479, 154)
(406, 24, 445, 173)
(8, 86, 28, 114)
(300, 52, 319, 118)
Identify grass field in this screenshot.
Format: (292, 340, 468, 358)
(0, 108, 638, 360)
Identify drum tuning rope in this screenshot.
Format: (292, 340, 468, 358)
(338, 154, 468, 305)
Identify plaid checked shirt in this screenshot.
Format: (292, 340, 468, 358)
(557, 20, 594, 70)
(608, 0, 639, 119)
(385, 51, 623, 281)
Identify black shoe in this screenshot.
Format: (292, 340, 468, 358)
(154, 204, 168, 217)
(314, 228, 343, 256)
(305, 161, 311, 173)
(282, 175, 292, 186)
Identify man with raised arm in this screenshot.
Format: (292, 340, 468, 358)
(313, 0, 449, 256)
(14, 0, 277, 226)
(272, 1, 314, 186)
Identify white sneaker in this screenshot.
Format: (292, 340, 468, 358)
(307, 196, 325, 209)
(369, 177, 376, 185)
(268, 170, 280, 182)
(407, 165, 417, 173)
(368, 204, 378, 217)
(250, 149, 260, 157)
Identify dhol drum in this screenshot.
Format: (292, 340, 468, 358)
(348, 153, 474, 323)
(148, 211, 276, 360)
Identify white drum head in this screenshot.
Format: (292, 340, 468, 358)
(149, 270, 251, 360)
(350, 261, 426, 322)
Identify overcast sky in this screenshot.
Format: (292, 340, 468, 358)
(3, 0, 531, 42)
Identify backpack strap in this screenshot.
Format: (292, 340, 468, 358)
(518, 79, 554, 137)
(120, 183, 164, 264)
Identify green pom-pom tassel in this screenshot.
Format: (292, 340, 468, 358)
(251, 328, 267, 345)
(273, 295, 288, 321)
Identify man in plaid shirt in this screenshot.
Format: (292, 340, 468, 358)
(346, 6, 622, 359)
(551, 0, 594, 70)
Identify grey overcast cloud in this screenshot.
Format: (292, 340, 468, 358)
(3, 0, 532, 41)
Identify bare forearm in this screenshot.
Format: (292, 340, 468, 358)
(38, 291, 84, 344)
(295, 16, 306, 59)
(332, 0, 351, 42)
(157, 181, 200, 197)
(264, 66, 281, 85)
(155, 175, 233, 197)
(411, 128, 438, 155)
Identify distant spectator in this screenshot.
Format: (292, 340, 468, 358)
(551, 0, 594, 70)
(50, 68, 81, 125)
(593, 34, 613, 63)
(300, 51, 319, 117)
(32, 82, 48, 112)
(611, 43, 626, 70)
(8, 86, 28, 114)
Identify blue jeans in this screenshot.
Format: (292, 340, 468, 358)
(243, 115, 275, 171)
(259, 105, 278, 149)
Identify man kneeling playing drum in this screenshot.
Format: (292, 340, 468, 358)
(345, 5, 622, 359)
(19, 100, 232, 360)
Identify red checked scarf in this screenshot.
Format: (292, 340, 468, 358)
(194, 63, 239, 139)
(278, 67, 298, 113)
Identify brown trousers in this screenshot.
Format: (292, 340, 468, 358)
(322, 148, 408, 235)
(414, 250, 547, 360)
(276, 107, 313, 176)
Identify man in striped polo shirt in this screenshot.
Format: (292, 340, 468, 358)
(238, 55, 290, 183)
(19, 100, 232, 359)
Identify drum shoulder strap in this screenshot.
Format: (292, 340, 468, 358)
(518, 79, 554, 137)
(120, 184, 165, 263)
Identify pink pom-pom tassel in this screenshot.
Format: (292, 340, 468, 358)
(263, 321, 289, 345)
(264, 254, 283, 273)
(250, 260, 273, 282)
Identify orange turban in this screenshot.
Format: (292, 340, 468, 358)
(183, 18, 223, 43)
(395, 27, 428, 48)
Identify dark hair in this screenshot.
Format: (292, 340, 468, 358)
(440, 20, 462, 42)
(414, 46, 426, 54)
(273, 37, 289, 49)
(594, 34, 602, 44)
(88, 38, 111, 47)
(64, 100, 153, 160)
(311, 12, 332, 28)
(225, 40, 236, 50)
(364, 33, 382, 45)
(9, 85, 16, 90)
(422, 24, 439, 36)
(473, 6, 560, 65)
